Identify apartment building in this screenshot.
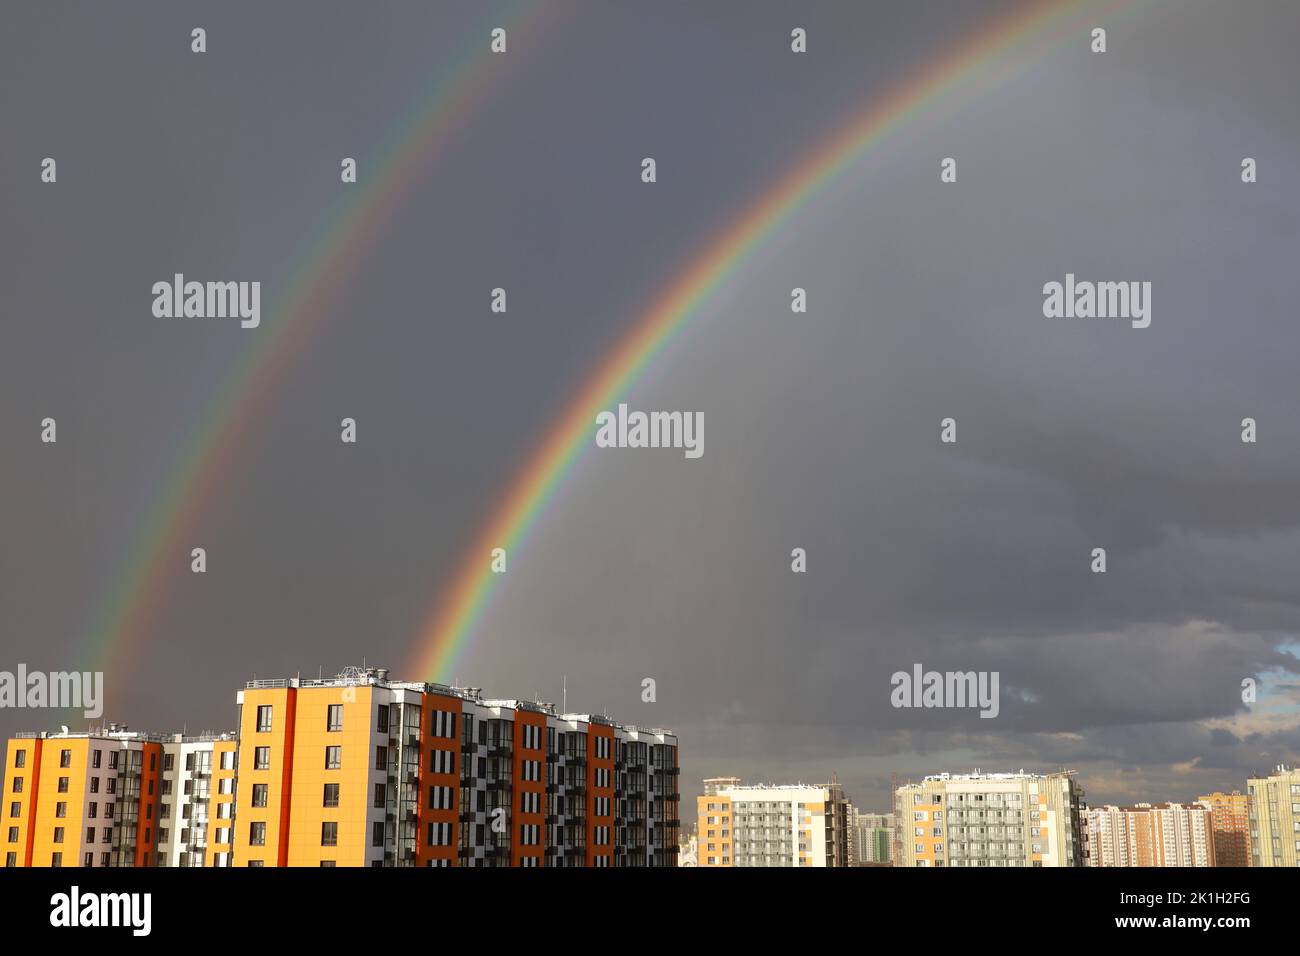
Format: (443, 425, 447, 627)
(851, 809, 894, 865)
(1084, 803, 1216, 867)
(1196, 791, 1251, 867)
(156, 733, 239, 868)
(1, 725, 166, 868)
(2, 666, 680, 867)
(233, 667, 679, 867)
(1247, 765, 1300, 867)
(895, 770, 1086, 867)
(697, 779, 850, 867)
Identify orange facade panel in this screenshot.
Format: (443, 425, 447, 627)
(1, 738, 43, 867)
(419, 693, 462, 867)
(586, 723, 615, 867)
(513, 709, 547, 867)
(235, 687, 297, 866)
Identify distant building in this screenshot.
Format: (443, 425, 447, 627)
(1247, 765, 1300, 867)
(678, 833, 697, 866)
(851, 809, 894, 864)
(895, 770, 1086, 867)
(1196, 791, 1251, 867)
(1085, 803, 1216, 867)
(697, 778, 850, 867)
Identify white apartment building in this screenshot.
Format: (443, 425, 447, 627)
(895, 770, 1086, 867)
(1084, 803, 1215, 867)
(697, 780, 850, 867)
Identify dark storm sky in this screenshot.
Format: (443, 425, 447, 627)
(2, 0, 1298, 812)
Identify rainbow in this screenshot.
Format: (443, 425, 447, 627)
(409, 0, 1138, 681)
(82, 0, 548, 680)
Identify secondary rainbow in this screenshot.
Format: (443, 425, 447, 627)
(410, 0, 1137, 682)
(82, 1, 546, 680)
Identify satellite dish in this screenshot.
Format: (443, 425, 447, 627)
(60, 725, 69, 734)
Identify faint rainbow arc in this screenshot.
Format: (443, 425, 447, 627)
(410, 0, 1136, 682)
(83, 1, 546, 679)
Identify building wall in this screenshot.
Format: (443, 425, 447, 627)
(1, 738, 42, 867)
(1248, 767, 1300, 867)
(234, 687, 296, 865)
(897, 772, 1085, 868)
(1197, 791, 1250, 868)
(698, 792, 732, 866)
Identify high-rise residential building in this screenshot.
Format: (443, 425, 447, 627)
(1084, 803, 1216, 867)
(233, 668, 679, 867)
(696, 779, 851, 867)
(1247, 765, 1300, 867)
(2, 667, 680, 867)
(156, 732, 239, 868)
(1196, 791, 1251, 867)
(895, 770, 1086, 867)
(851, 809, 894, 864)
(0, 725, 170, 869)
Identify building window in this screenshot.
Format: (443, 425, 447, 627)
(11, 779, 21, 794)
(375, 746, 387, 771)
(321, 822, 338, 847)
(14, 751, 25, 769)
(372, 821, 384, 848)
(377, 705, 389, 733)
(256, 705, 273, 732)
(252, 784, 268, 808)
(323, 784, 340, 808)
(254, 747, 270, 771)
(53, 827, 64, 843)
(374, 783, 386, 810)
(325, 746, 341, 770)
(163, 753, 173, 772)
(327, 704, 343, 732)
(249, 822, 266, 846)
(57, 778, 68, 793)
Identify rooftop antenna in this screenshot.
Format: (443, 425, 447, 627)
(563, 675, 567, 714)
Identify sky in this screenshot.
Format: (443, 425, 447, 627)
(1, 0, 1298, 815)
